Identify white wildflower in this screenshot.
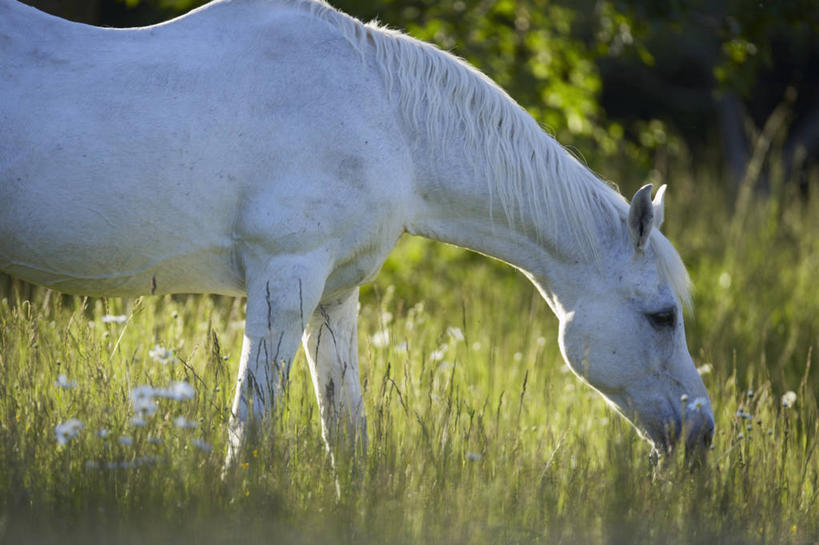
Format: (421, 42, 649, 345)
(101, 314, 127, 324)
(147, 437, 163, 445)
(155, 381, 195, 401)
(696, 363, 713, 375)
(94, 456, 157, 470)
(192, 439, 212, 452)
(130, 385, 158, 399)
(688, 397, 707, 411)
(54, 374, 77, 390)
(380, 311, 393, 325)
(430, 346, 447, 362)
(54, 419, 83, 446)
(118, 436, 133, 446)
(174, 416, 198, 429)
(130, 385, 158, 416)
(513, 352, 523, 362)
(447, 326, 464, 342)
(130, 416, 147, 427)
(131, 401, 156, 418)
(781, 391, 797, 408)
(536, 336, 547, 347)
(371, 329, 390, 348)
(111, 460, 144, 470)
(148, 344, 174, 364)
(97, 428, 110, 438)
(135, 455, 157, 467)
(395, 341, 409, 353)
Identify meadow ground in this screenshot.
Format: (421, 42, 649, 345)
(1, 164, 818, 544)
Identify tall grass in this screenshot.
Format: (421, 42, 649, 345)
(1, 161, 818, 544)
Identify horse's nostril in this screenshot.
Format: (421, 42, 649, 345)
(683, 408, 715, 455)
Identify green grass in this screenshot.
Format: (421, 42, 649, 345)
(1, 166, 819, 544)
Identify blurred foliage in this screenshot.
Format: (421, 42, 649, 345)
(585, 0, 819, 184)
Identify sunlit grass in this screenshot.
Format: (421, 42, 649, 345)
(2, 170, 819, 543)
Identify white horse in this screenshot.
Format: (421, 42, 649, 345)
(0, 0, 714, 463)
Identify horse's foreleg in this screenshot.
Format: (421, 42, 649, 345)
(225, 255, 327, 467)
(302, 288, 367, 458)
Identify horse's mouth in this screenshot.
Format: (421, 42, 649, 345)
(643, 399, 714, 457)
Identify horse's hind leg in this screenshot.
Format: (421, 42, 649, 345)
(224, 254, 328, 467)
(302, 288, 367, 457)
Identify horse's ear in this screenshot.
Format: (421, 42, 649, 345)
(628, 184, 654, 252)
(652, 184, 667, 230)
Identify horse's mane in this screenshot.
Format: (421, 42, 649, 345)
(283, 0, 690, 307)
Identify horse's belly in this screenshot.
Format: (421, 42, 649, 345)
(0, 247, 244, 297)
(0, 202, 244, 297)
(0, 118, 247, 297)
(0, 242, 244, 297)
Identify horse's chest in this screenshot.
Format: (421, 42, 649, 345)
(326, 194, 407, 297)
(324, 245, 391, 298)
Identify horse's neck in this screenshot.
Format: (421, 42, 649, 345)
(405, 129, 592, 316)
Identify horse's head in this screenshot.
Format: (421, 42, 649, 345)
(556, 184, 713, 458)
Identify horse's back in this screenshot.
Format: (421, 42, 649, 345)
(0, 0, 409, 297)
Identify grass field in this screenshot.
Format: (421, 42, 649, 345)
(1, 162, 818, 544)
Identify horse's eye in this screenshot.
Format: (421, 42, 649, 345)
(646, 308, 676, 330)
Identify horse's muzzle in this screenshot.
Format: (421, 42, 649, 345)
(651, 397, 714, 461)
(682, 400, 715, 465)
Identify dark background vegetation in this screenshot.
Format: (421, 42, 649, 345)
(21, 0, 819, 191)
